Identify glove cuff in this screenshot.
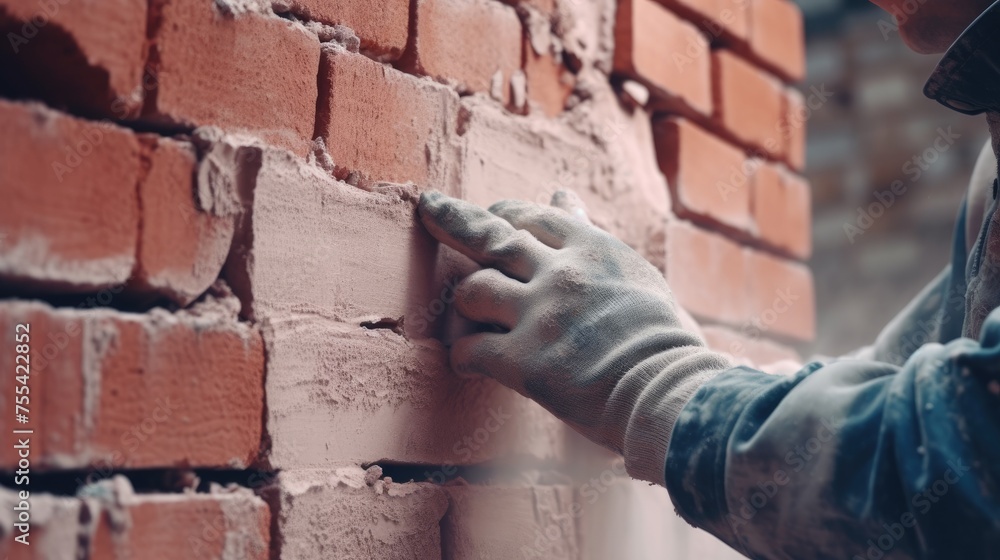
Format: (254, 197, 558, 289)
(622, 350, 730, 485)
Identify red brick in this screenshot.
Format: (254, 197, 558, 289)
(752, 164, 811, 259)
(145, 0, 319, 156)
(524, 37, 575, 117)
(130, 136, 236, 306)
(702, 325, 801, 367)
(654, 118, 751, 231)
(0, 299, 265, 471)
(666, 220, 748, 325)
(442, 486, 578, 560)
(266, 469, 448, 560)
(87, 483, 270, 560)
(781, 87, 807, 171)
(316, 46, 461, 190)
(0, 102, 237, 304)
(748, 0, 805, 82)
(1, 484, 270, 559)
(712, 50, 783, 156)
(401, 0, 522, 104)
(655, 0, 750, 43)
(287, 0, 408, 60)
(746, 249, 815, 341)
(614, 0, 711, 115)
(0, 100, 140, 292)
(0, 0, 146, 118)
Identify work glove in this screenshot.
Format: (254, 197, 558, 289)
(417, 191, 733, 485)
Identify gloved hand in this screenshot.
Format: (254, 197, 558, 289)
(417, 191, 733, 484)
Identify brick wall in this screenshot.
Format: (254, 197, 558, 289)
(0, 0, 810, 557)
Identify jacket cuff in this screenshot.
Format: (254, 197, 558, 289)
(622, 355, 728, 485)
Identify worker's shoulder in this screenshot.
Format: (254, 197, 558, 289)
(965, 140, 996, 253)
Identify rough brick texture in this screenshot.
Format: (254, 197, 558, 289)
(0, 0, 812, 556)
(145, 0, 320, 156)
(288, 0, 409, 60)
(1, 483, 270, 560)
(0, 100, 140, 292)
(316, 46, 461, 191)
(88, 484, 271, 560)
(0, 299, 264, 470)
(0, 101, 237, 305)
(266, 469, 448, 560)
(614, 0, 712, 115)
(131, 135, 237, 306)
(402, 0, 523, 104)
(524, 35, 576, 117)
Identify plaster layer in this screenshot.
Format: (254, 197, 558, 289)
(266, 468, 448, 560)
(265, 317, 565, 469)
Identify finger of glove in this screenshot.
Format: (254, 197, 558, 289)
(419, 192, 549, 281)
(550, 189, 593, 225)
(450, 332, 524, 392)
(454, 268, 526, 330)
(488, 199, 586, 250)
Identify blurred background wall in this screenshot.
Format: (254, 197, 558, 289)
(798, 0, 990, 355)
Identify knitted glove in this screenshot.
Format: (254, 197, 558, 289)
(417, 191, 733, 484)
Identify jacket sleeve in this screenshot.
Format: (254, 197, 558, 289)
(664, 308, 1000, 560)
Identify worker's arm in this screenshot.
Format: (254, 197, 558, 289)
(667, 310, 1000, 559)
(417, 192, 1000, 558)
